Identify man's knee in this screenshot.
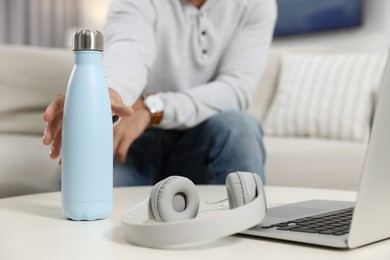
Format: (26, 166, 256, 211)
(204, 110, 264, 140)
(201, 110, 266, 184)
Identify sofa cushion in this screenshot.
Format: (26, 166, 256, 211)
(0, 134, 60, 198)
(0, 45, 72, 135)
(264, 136, 367, 191)
(263, 53, 386, 141)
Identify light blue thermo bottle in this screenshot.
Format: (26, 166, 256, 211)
(62, 29, 112, 220)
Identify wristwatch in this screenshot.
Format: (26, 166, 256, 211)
(143, 94, 164, 126)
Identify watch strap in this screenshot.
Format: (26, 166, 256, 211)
(149, 111, 164, 126)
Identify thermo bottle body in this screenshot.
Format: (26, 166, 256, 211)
(61, 50, 113, 221)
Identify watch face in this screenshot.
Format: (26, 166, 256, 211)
(144, 95, 164, 113)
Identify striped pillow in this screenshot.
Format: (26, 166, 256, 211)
(264, 53, 386, 141)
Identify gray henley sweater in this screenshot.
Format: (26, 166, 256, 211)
(103, 0, 276, 129)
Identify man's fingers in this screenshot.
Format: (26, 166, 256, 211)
(43, 95, 65, 122)
(114, 121, 130, 164)
(111, 103, 133, 118)
(115, 136, 135, 164)
(113, 127, 123, 155)
(43, 112, 63, 145)
(108, 88, 134, 118)
(116, 142, 129, 164)
(50, 129, 62, 160)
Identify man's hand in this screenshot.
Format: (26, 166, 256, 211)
(114, 98, 151, 164)
(42, 89, 134, 165)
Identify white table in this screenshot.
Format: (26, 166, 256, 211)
(0, 186, 389, 260)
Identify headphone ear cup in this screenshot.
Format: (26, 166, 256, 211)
(150, 176, 200, 223)
(226, 172, 257, 209)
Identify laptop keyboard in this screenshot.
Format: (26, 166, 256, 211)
(261, 207, 354, 236)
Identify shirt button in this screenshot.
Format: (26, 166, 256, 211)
(201, 30, 207, 36)
(202, 49, 207, 55)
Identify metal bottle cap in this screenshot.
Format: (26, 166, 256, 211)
(73, 29, 104, 51)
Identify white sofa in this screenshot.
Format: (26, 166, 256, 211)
(0, 45, 371, 198)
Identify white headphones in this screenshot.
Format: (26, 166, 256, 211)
(121, 171, 267, 248)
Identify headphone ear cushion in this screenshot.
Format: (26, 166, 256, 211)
(226, 172, 257, 209)
(150, 176, 200, 223)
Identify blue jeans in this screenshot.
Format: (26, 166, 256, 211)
(113, 110, 266, 186)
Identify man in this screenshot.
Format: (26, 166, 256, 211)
(43, 0, 276, 186)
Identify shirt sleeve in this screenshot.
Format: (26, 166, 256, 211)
(102, 0, 156, 106)
(158, 0, 277, 129)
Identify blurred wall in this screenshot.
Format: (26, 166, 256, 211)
(78, 0, 111, 32)
(77, 0, 390, 52)
(273, 0, 390, 51)
(0, 0, 79, 48)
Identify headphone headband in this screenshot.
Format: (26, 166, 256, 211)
(122, 174, 266, 248)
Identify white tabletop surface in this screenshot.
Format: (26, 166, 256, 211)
(0, 186, 389, 260)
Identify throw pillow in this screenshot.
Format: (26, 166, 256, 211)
(263, 53, 387, 141)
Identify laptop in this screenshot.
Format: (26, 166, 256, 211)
(240, 53, 390, 249)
